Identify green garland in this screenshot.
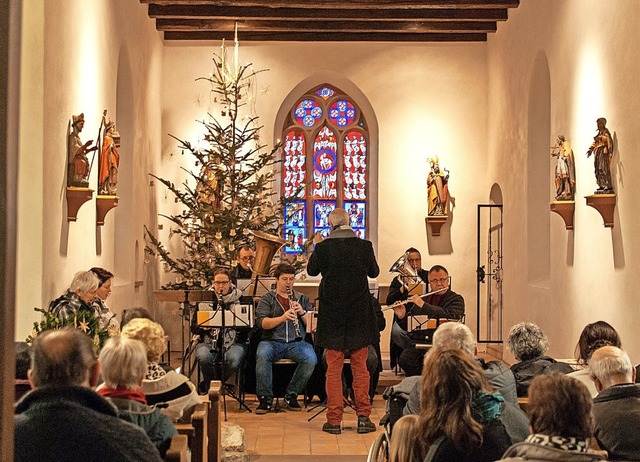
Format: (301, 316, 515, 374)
(26, 307, 113, 350)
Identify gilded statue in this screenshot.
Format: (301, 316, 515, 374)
(586, 117, 614, 194)
(426, 156, 449, 216)
(98, 110, 120, 196)
(551, 135, 575, 201)
(67, 113, 97, 188)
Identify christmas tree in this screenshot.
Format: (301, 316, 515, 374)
(145, 40, 287, 290)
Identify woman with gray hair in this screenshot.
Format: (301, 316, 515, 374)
(48, 270, 101, 323)
(98, 336, 177, 457)
(507, 322, 573, 397)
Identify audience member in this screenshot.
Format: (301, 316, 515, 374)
(48, 270, 100, 323)
(417, 347, 512, 462)
(389, 414, 419, 462)
(404, 323, 528, 446)
(498, 374, 606, 461)
(386, 247, 429, 368)
(569, 320, 622, 397)
(393, 265, 465, 376)
(254, 263, 317, 414)
(507, 322, 573, 397)
(15, 341, 31, 401)
(589, 345, 640, 461)
(122, 318, 201, 422)
(98, 336, 178, 457)
(14, 328, 162, 462)
(90, 266, 120, 331)
(121, 306, 154, 329)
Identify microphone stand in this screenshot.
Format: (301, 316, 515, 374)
(216, 290, 252, 420)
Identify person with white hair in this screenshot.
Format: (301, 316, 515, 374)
(590, 345, 640, 461)
(48, 270, 101, 323)
(98, 336, 177, 457)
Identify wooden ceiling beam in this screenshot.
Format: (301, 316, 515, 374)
(143, 0, 518, 9)
(148, 5, 509, 21)
(162, 31, 488, 42)
(155, 18, 497, 33)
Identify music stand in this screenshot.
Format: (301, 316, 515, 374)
(153, 289, 215, 374)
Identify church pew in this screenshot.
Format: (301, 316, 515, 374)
(165, 434, 189, 462)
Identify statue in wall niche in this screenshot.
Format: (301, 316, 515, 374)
(586, 117, 614, 194)
(426, 156, 449, 216)
(98, 110, 120, 196)
(551, 135, 575, 201)
(67, 113, 97, 188)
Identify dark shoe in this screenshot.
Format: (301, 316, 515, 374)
(284, 395, 302, 411)
(322, 422, 342, 435)
(357, 415, 376, 434)
(255, 396, 272, 414)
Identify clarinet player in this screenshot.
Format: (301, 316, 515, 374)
(307, 208, 380, 435)
(254, 263, 317, 414)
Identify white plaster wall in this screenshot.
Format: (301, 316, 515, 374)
(159, 42, 488, 337)
(487, 0, 640, 362)
(15, 0, 164, 339)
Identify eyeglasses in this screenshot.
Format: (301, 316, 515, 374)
(213, 280, 230, 285)
(239, 256, 254, 262)
(429, 278, 449, 285)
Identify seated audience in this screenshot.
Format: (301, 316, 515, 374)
(192, 268, 249, 393)
(569, 320, 622, 397)
(90, 266, 120, 331)
(254, 263, 317, 414)
(15, 341, 31, 401)
(121, 318, 201, 422)
(498, 374, 606, 462)
(417, 347, 513, 462)
(590, 345, 640, 461)
(121, 306, 154, 330)
(389, 414, 419, 462)
(48, 270, 100, 322)
(98, 336, 178, 457)
(507, 322, 573, 397)
(14, 328, 162, 462)
(404, 323, 528, 445)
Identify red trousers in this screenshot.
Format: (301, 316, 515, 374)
(325, 346, 372, 424)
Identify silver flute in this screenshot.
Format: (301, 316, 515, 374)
(286, 286, 302, 339)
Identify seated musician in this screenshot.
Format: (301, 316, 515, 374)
(254, 263, 317, 414)
(230, 245, 254, 285)
(392, 264, 465, 376)
(192, 268, 249, 393)
(386, 248, 429, 368)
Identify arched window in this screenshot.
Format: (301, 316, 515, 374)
(281, 85, 369, 253)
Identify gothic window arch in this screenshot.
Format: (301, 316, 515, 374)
(281, 84, 369, 253)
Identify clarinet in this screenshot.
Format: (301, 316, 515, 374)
(286, 286, 302, 339)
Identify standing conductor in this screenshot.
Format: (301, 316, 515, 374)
(307, 208, 380, 434)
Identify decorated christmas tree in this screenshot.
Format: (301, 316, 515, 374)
(145, 38, 288, 290)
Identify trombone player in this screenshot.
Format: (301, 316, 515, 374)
(387, 248, 429, 366)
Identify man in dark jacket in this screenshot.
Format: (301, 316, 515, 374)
(307, 208, 380, 435)
(14, 327, 162, 462)
(590, 345, 640, 461)
(392, 265, 465, 376)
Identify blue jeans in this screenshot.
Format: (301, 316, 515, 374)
(255, 340, 317, 399)
(391, 321, 412, 350)
(195, 342, 246, 386)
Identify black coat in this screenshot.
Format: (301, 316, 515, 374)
(307, 228, 380, 350)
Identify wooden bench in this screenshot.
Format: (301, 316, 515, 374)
(175, 402, 208, 462)
(165, 435, 189, 462)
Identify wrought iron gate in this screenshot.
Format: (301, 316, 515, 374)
(476, 204, 503, 343)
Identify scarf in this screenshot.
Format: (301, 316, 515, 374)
(471, 390, 504, 423)
(526, 434, 589, 453)
(98, 385, 147, 404)
(146, 362, 167, 380)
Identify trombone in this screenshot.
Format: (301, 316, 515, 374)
(382, 287, 448, 311)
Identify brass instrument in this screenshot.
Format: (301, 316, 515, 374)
(382, 287, 448, 311)
(248, 230, 288, 276)
(286, 286, 302, 339)
(389, 252, 423, 291)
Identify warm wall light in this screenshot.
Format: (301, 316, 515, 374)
(574, 42, 606, 148)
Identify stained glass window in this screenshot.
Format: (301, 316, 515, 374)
(282, 85, 369, 254)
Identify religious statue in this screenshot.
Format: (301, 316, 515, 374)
(98, 110, 120, 195)
(426, 156, 449, 216)
(67, 113, 97, 188)
(551, 135, 576, 201)
(586, 117, 614, 194)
